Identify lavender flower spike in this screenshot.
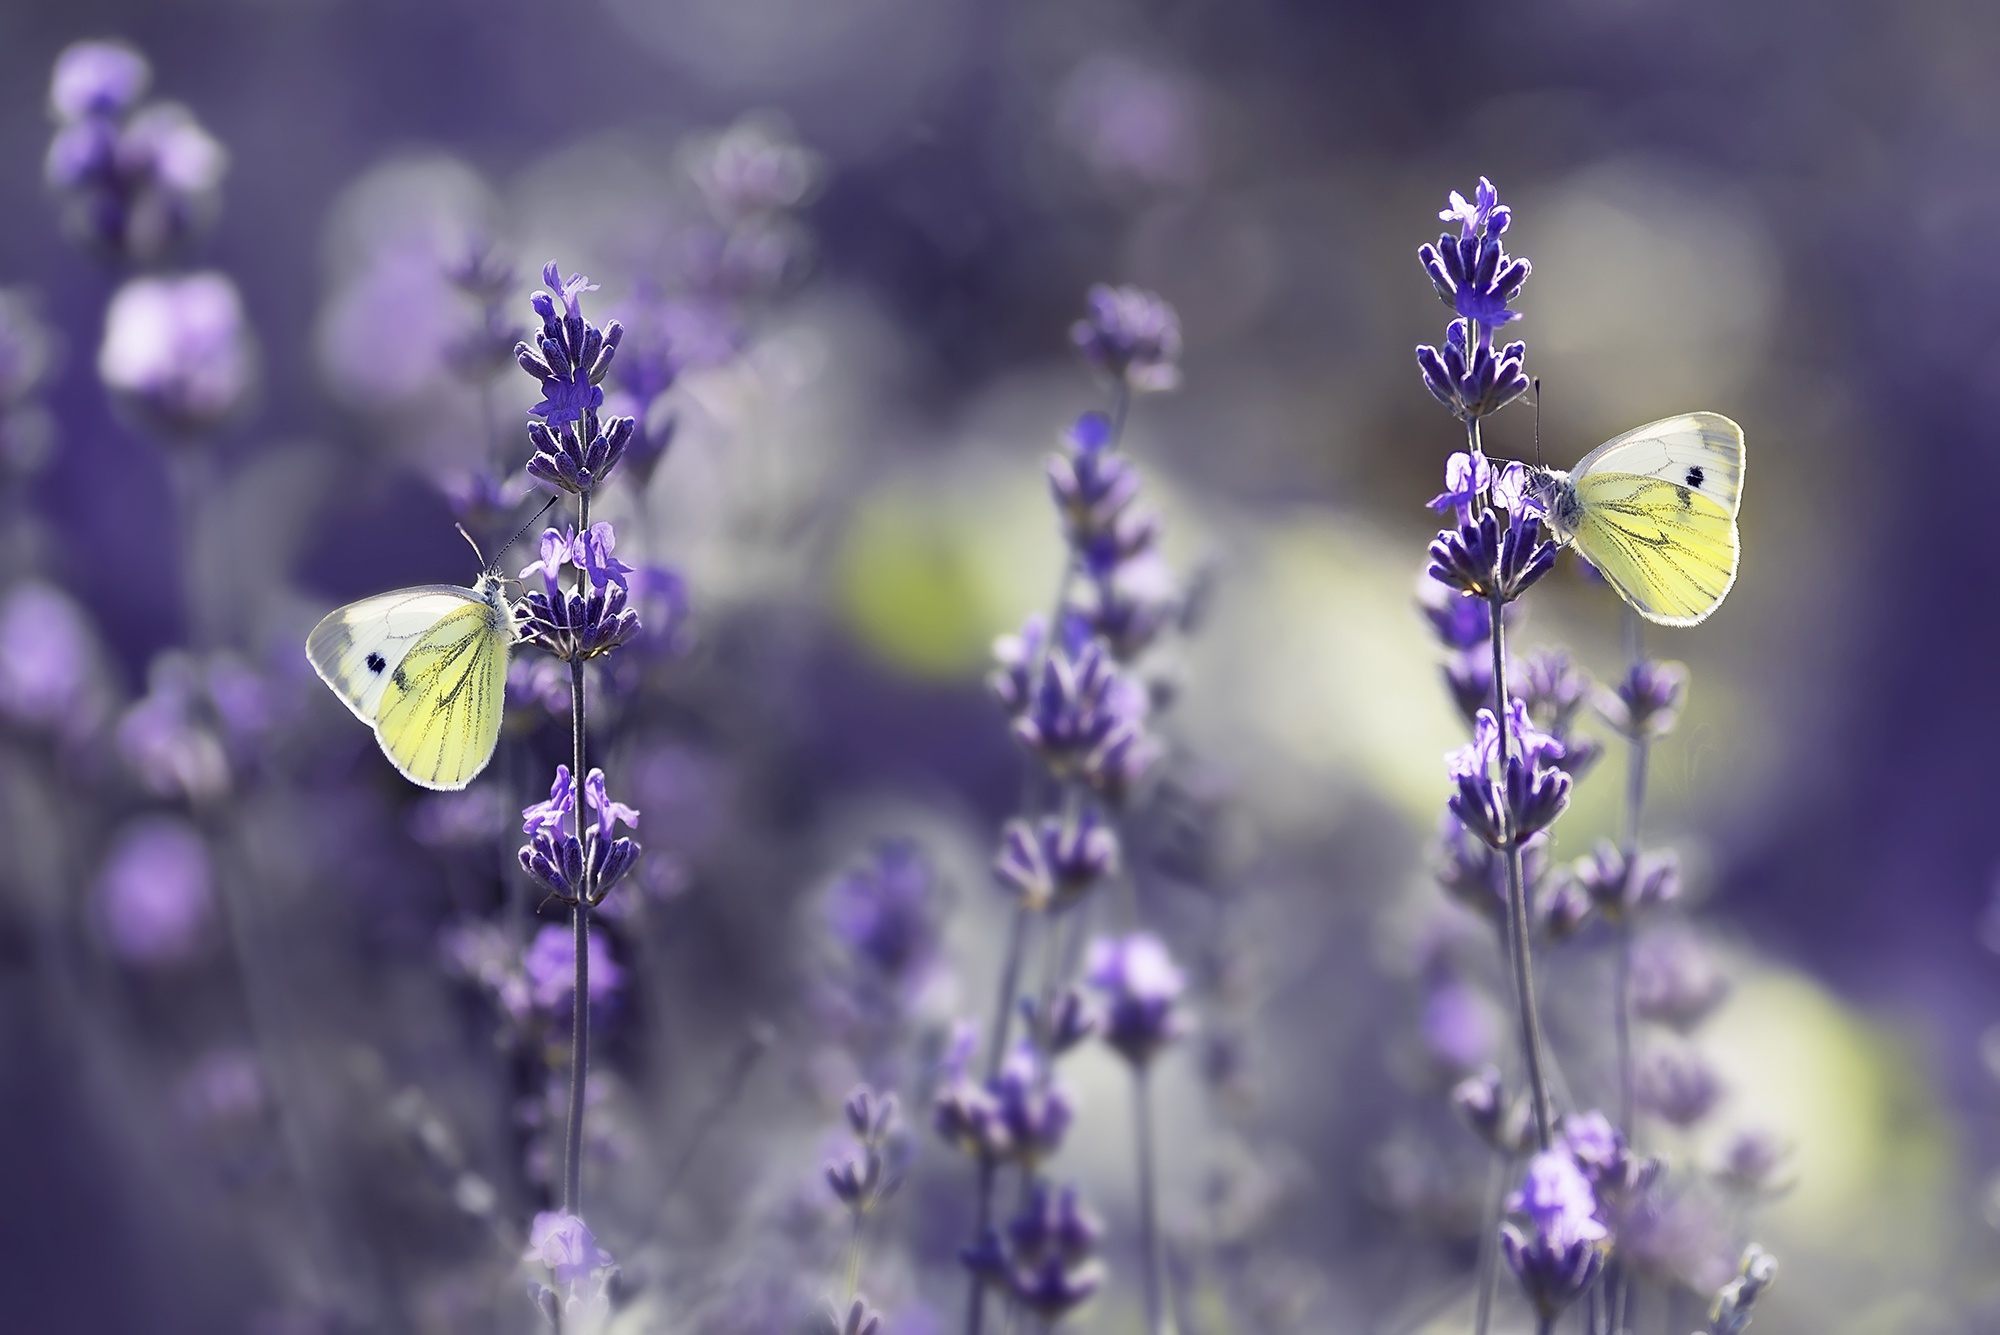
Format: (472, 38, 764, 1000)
(515, 260, 635, 494)
(1500, 1150, 1607, 1321)
(1085, 932, 1188, 1066)
(1071, 283, 1182, 393)
(515, 523, 643, 662)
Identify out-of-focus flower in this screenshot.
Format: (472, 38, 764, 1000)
(684, 114, 822, 224)
(1500, 1150, 1606, 1320)
(1635, 1039, 1724, 1127)
(627, 564, 693, 662)
(1451, 1066, 1530, 1155)
(988, 1043, 1074, 1166)
(1709, 1244, 1778, 1335)
(1418, 974, 1496, 1075)
(98, 272, 257, 438)
(1570, 842, 1681, 922)
(1519, 647, 1602, 779)
(440, 919, 532, 1024)
(1711, 1128, 1794, 1197)
(521, 921, 626, 1015)
(0, 581, 106, 741)
(1009, 633, 1159, 800)
(407, 785, 508, 851)
(117, 651, 231, 801)
(995, 1182, 1104, 1320)
(45, 41, 227, 265)
(825, 1084, 909, 1216)
(95, 815, 213, 968)
(441, 240, 522, 382)
(995, 807, 1119, 912)
(524, 1211, 616, 1328)
(1056, 54, 1207, 191)
(826, 840, 940, 982)
(1085, 932, 1188, 1066)
(1597, 659, 1690, 740)
(1071, 283, 1182, 393)
(1629, 926, 1730, 1030)
(175, 1045, 265, 1128)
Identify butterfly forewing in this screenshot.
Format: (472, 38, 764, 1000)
(1575, 412, 1745, 517)
(307, 586, 493, 723)
(1571, 473, 1738, 626)
(371, 600, 510, 789)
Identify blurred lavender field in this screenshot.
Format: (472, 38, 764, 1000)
(2, 1, 1998, 1332)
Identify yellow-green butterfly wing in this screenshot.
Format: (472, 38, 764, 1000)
(1562, 412, 1744, 627)
(1569, 473, 1739, 626)
(305, 577, 511, 789)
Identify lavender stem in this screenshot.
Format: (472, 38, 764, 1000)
(562, 483, 593, 1216)
(1134, 1063, 1172, 1335)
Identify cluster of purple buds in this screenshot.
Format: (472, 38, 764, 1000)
(1709, 1245, 1778, 1335)
(1569, 841, 1682, 924)
(1499, 1148, 1608, 1320)
(1085, 932, 1188, 1067)
(1635, 1039, 1724, 1128)
(963, 1182, 1105, 1322)
(821, 1297, 883, 1335)
(1415, 178, 1531, 420)
(825, 1084, 908, 1217)
(999, 627, 1159, 804)
(1070, 283, 1181, 394)
(443, 241, 524, 383)
(515, 262, 635, 495)
(518, 765, 642, 907)
(1427, 453, 1558, 605)
(522, 921, 626, 1017)
(44, 40, 228, 266)
(932, 1039, 1074, 1169)
(516, 523, 643, 662)
(1418, 568, 1502, 724)
(1019, 987, 1098, 1056)
(825, 840, 941, 983)
(1450, 1066, 1532, 1155)
(523, 1210, 617, 1330)
(1597, 658, 1690, 740)
(0, 580, 107, 744)
(1047, 411, 1180, 660)
(993, 805, 1119, 912)
(1433, 814, 1550, 926)
(1445, 698, 1572, 850)
(1519, 647, 1603, 779)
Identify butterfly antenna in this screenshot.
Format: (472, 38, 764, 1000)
(1533, 377, 1543, 467)
(492, 495, 561, 571)
(454, 522, 488, 569)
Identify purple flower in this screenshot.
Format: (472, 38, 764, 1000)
(1011, 635, 1159, 799)
(1710, 1246, 1779, 1335)
(826, 1085, 909, 1215)
(1418, 570, 1494, 651)
(1418, 177, 1530, 333)
(827, 840, 940, 979)
(1445, 700, 1571, 848)
(1630, 927, 1730, 1031)
(98, 272, 257, 438)
(1636, 1041, 1723, 1127)
(994, 807, 1119, 912)
(0, 581, 103, 740)
(1597, 658, 1690, 740)
(524, 1211, 616, 1312)
(1713, 1129, 1793, 1196)
(1452, 1066, 1529, 1154)
(521, 922, 625, 1014)
(49, 41, 151, 120)
(117, 652, 230, 801)
(1416, 317, 1530, 421)
(989, 1043, 1075, 1165)
(516, 260, 620, 427)
(514, 522, 643, 662)
(1071, 283, 1182, 392)
(685, 114, 821, 223)
(1427, 506, 1558, 604)
(1570, 841, 1682, 921)
(1427, 449, 1492, 524)
(95, 816, 213, 968)
(519, 767, 642, 905)
(1420, 975, 1496, 1075)
(1085, 932, 1188, 1066)
(1500, 1150, 1607, 1320)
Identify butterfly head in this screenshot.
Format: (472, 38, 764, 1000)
(1524, 466, 1580, 537)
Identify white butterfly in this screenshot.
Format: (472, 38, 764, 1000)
(1528, 412, 1746, 627)
(306, 570, 512, 789)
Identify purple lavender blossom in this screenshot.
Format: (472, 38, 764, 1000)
(1712, 1128, 1793, 1197)
(95, 816, 214, 968)
(97, 272, 257, 438)
(1071, 284, 1182, 393)
(1635, 1041, 1724, 1127)
(826, 840, 940, 981)
(988, 1043, 1075, 1166)
(45, 42, 227, 265)
(522, 922, 626, 1015)
(1413, 178, 1531, 419)
(0, 581, 103, 740)
(993, 808, 1119, 912)
(1710, 1245, 1779, 1335)
(1000, 1182, 1105, 1319)
(515, 523, 643, 662)
(1451, 1066, 1530, 1154)
(1597, 658, 1690, 740)
(1445, 699, 1571, 847)
(1010, 634, 1159, 800)
(825, 1084, 908, 1215)
(1500, 1149, 1607, 1321)
(1428, 490, 1558, 605)
(1085, 932, 1188, 1066)
(517, 765, 642, 905)
(1570, 841, 1682, 921)
(524, 1210, 616, 1326)
(515, 262, 635, 494)
(685, 114, 822, 224)
(1419, 975, 1496, 1075)
(1629, 926, 1730, 1030)
(117, 652, 231, 801)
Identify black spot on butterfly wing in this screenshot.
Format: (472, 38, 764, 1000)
(366, 652, 387, 674)
(1685, 465, 1705, 489)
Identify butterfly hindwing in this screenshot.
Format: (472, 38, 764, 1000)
(370, 599, 509, 790)
(1574, 412, 1745, 518)
(1569, 472, 1739, 627)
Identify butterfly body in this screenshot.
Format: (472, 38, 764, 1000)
(1525, 411, 1744, 627)
(306, 571, 512, 789)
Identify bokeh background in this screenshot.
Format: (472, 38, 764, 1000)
(1, 0, 1997, 1331)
